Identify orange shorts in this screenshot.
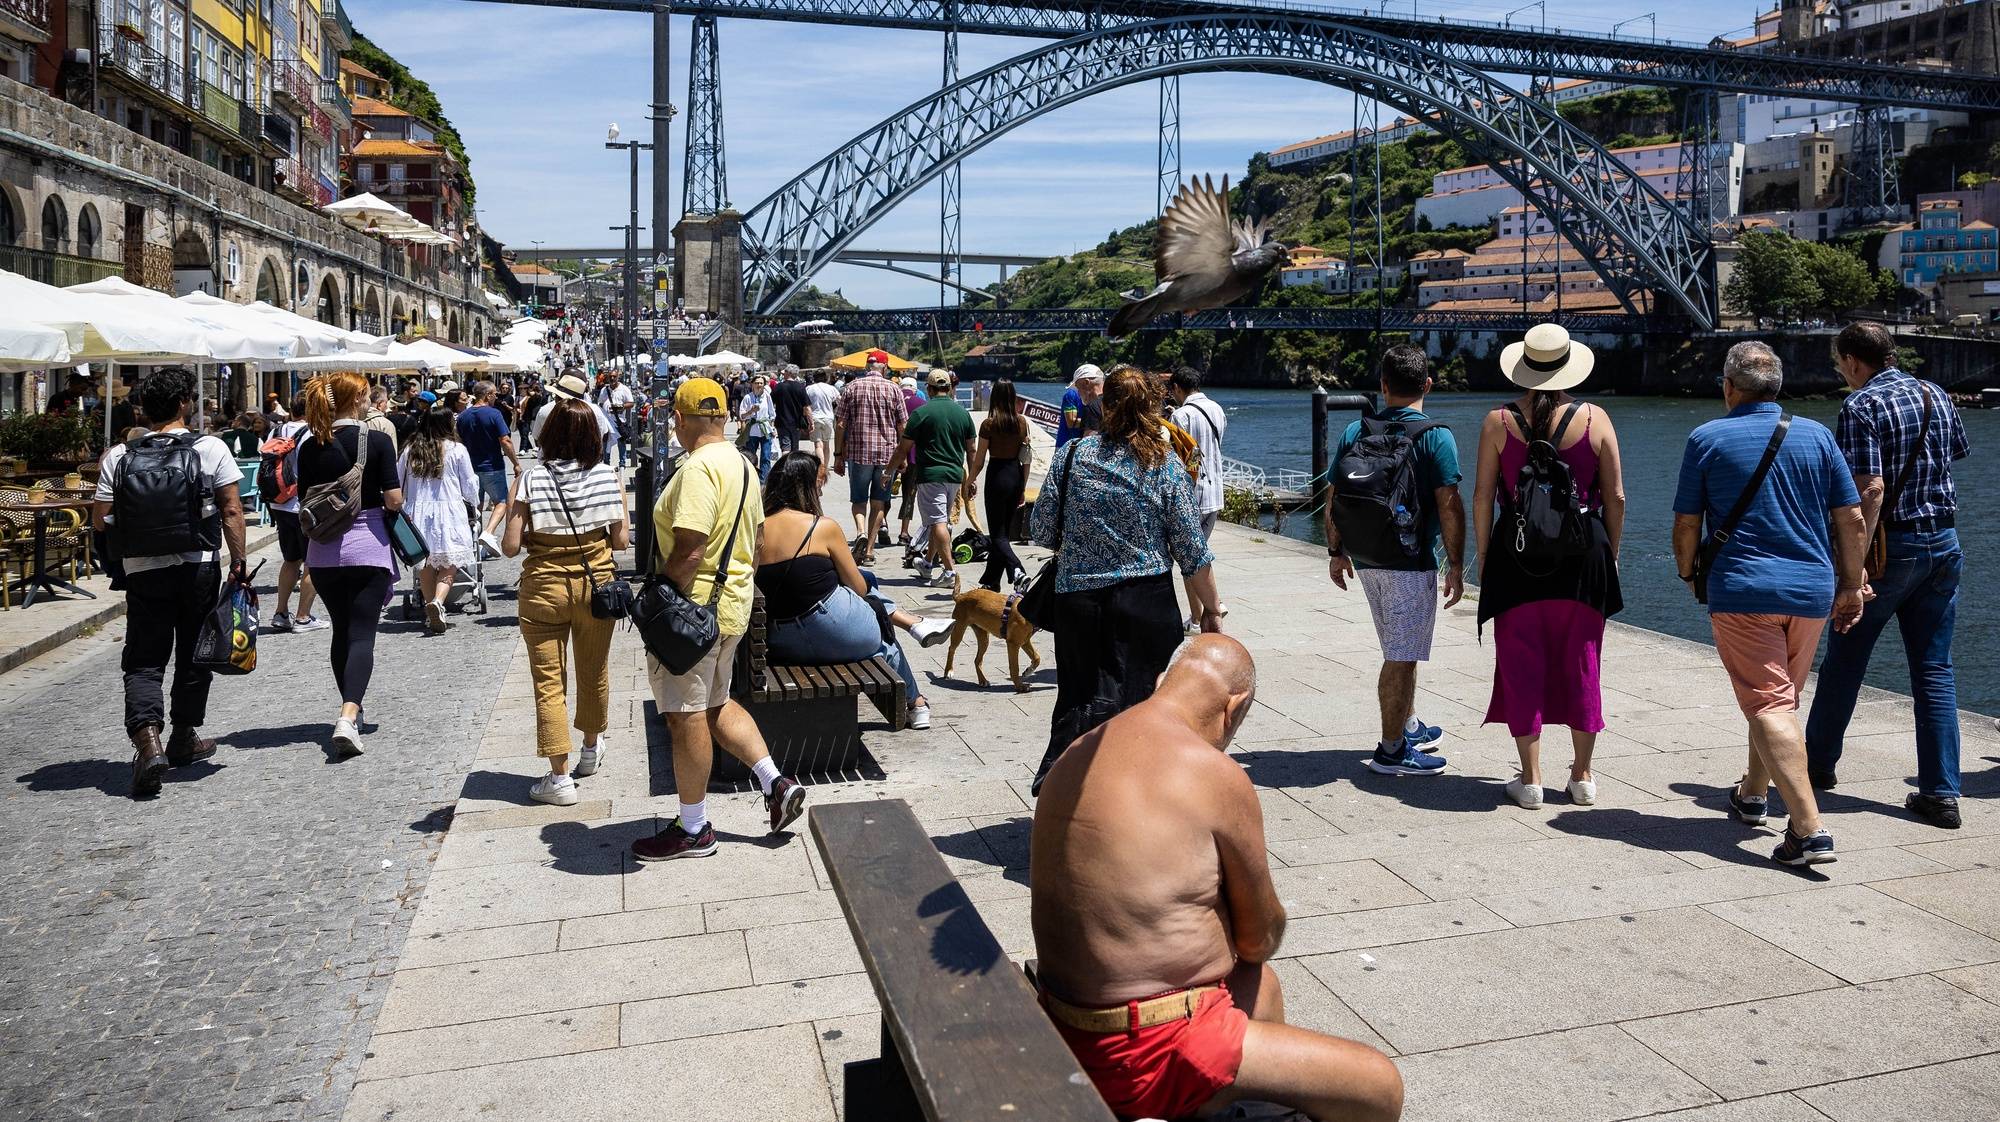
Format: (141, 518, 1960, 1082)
(1709, 612, 1826, 717)
(1048, 982, 1248, 1120)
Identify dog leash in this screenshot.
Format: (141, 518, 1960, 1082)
(999, 591, 1023, 636)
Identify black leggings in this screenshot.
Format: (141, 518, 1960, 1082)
(979, 458, 1026, 589)
(1032, 572, 1184, 791)
(313, 565, 392, 706)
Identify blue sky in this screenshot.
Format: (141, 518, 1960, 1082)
(346, 0, 1768, 306)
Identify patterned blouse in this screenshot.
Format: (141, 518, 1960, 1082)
(1031, 434, 1214, 593)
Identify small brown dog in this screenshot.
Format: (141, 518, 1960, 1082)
(942, 588, 1042, 693)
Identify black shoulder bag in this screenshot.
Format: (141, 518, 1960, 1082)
(547, 466, 636, 620)
(1016, 440, 1083, 633)
(1691, 414, 1790, 606)
(629, 461, 751, 673)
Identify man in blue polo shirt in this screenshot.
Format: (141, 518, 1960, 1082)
(1671, 341, 1867, 867)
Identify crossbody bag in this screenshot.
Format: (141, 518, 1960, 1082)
(1865, 383, 1935, 581)
(1691, 414, 1790, 606)
(1016, 440, 1083, 633)
(299, 424, 369, 543)
(546, 465, 635, 620)
(629, 461, 751, 673)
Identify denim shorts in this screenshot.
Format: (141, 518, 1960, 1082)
(476, 469, 509, 505)
(848, 463, 892, 507)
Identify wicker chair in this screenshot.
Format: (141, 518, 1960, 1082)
(0, 486, 86, 595)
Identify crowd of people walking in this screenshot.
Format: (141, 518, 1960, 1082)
(90, 317, 1969, 1122)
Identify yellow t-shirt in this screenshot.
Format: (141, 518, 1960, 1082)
(655, 440, 763, 636)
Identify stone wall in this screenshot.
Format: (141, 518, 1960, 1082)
(0, 75, 496, 344)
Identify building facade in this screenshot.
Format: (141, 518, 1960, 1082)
(1897, 199, 1999, 287)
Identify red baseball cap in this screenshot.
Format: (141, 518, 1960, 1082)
(866, 350, 890, 364)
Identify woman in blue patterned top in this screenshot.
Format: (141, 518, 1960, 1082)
(1029, 366, 1220, 790)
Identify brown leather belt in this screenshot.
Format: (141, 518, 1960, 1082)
(1040, 984, 1221, 1034)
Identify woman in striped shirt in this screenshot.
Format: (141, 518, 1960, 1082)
(501, 400, 631, 807)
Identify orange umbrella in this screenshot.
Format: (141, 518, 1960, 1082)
(827, 348, 919, 372)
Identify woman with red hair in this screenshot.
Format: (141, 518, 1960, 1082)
(296, 372, 404, 758)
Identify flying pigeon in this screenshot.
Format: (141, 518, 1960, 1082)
(1108, 174, 1289, 338)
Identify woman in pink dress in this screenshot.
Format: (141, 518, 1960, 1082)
(1472, 325, 1626, 810)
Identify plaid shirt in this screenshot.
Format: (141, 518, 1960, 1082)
(835, 371, 909, 466)
(1835, 368, 1970, 524)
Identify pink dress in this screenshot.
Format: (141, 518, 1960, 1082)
(1481, 412, 1620, 738)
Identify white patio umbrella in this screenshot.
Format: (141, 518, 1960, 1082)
(695, 350, 758, 368)
(0, 319, 72, 371)
(65, 277, 296, 362)
(257, 351, 434, 374)
(1, 270, 212, 361)
(240, 300, 390, 355)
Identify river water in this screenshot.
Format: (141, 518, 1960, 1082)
(1194, 386, 1998, 717)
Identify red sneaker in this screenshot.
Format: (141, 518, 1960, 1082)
(766, 776, 807, 833)
(631, 819, 718, 863)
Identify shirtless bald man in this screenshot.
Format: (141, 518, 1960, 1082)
(1031, 635, 1404, 1122)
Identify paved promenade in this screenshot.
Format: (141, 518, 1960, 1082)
(4, 448, 1997, 1121)
(337, 478, 2000, 1121)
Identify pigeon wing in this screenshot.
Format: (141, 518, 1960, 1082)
(1155, 174, 1237, 282)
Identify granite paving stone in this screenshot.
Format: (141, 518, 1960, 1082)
(1704, 884, 2000, 983)
(1622, 974, 2000, 1098)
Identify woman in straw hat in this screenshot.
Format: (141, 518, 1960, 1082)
(1471, 324, 1626, 811)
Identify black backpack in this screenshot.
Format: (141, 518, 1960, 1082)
(1330, 414, 1446, 570)
(114, 431, 218, 557)
(1503, 402, 1592, 565)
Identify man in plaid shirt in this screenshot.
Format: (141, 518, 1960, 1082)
(1806, 321, 1971, 829)
(833, 352, 910, 564)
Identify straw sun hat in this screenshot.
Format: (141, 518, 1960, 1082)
(1500, 323, 1595, 392)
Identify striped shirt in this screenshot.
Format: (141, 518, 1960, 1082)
(1835, 369, 1969, 525)
(522, 460, 625, 535)
(835, 371, 909, 467)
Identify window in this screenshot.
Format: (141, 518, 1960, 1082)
(78, 205, 101, 258)
(40, 196, 67, 251)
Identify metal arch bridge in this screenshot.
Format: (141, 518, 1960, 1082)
(739, 14, 1712, 324)
(745, 305, 1671, 337)
(476, 0, 2000, 110)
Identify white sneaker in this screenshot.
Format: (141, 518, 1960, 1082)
(1567, 777, 1598, 805)
(909, 703, 932, 730)
(269, 611, 295, 633)
(530, 773, 579, 806)
(477, 532, 502, 560)
(930, 569, 958, 589)
(575, 736, 607, 778)
(910, 618, 952, 648)
(292, 614, 329, 633)
(1504, 776, 1543, 809)
(331, 717, 364, 759)
(1217, 603, 1230, 617)
(1183, 615, 1201, 634)
(424, 599, 448, 635)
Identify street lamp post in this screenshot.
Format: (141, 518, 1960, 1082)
(606, 128, 652, 376)
(530, 239, 546, 310)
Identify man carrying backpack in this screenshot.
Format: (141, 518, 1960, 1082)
(92, 367, 249, 798)
(1324, 344, 1465, 778)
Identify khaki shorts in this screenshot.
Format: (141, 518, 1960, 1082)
(812, 417, 835, 444)
(646, 632, 744, 714)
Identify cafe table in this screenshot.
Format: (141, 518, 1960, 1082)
(0, 494, 97, 608)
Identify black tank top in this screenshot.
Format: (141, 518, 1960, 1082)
(755, 515, 840, 619)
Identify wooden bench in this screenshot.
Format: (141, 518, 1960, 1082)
(811, 799, 1117, 1122)
(714, 590, 906, 789)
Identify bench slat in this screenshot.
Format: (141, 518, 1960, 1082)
(811, 800, 1116, 1122)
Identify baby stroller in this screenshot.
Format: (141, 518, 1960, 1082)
(400, 502, 490, 621)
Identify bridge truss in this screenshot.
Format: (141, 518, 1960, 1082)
(739, 15, 1714, 324)
(746, 305, 1672, 337)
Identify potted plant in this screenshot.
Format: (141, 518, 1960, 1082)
(0, 412, 98, 471)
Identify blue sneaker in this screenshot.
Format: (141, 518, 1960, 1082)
(1772, 827, 1836, 866)
(1403, 718, 1446, 749)
(1366, 738, 1447, 776)
(1728, 784, 1769, 826)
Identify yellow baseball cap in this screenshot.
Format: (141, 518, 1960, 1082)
(674, 377, 729, 417)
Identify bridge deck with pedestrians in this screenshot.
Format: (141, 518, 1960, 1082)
(4, 437, 1998, 1121)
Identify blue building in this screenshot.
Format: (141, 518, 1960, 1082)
(1900, 200, 1998, 287)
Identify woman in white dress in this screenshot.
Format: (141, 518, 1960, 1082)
(398, 407, 479, 633)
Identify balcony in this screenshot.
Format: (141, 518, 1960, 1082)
(194, 81, 238, 134)
(0, 246, 122, 287)
(97, 21, 194, 111)
(318, 79, 351, 121)
(0, 0, 50, 42)
(273, 59, 314, 112)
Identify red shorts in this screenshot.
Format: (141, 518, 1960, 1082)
(1048, 982, 1249, 1120)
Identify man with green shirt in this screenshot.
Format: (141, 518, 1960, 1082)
(895, 370, 977, 589)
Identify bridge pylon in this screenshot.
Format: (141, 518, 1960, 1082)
(684, 15, 729, 218)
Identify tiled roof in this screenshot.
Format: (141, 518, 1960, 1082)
(352, 96, 411, 118)
(351, 139, 445, 159)
(339, 59, 386, 81)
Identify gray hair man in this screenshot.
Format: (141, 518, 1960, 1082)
(1670, 340, 1867, 866)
